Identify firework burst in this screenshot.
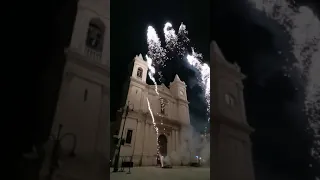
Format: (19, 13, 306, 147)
(177, 23, 191, 56)
(147, 26, 167, 67)
(164, 22, 178, 50)
(249, 0, 320, 167)
(143, 22, 211, 155)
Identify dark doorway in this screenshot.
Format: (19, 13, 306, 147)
(158, 134, 168, 156)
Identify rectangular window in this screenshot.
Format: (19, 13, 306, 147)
(125, 129, 133, 144)
(160, 98, 166, 114)
(84, 89, 88, 102)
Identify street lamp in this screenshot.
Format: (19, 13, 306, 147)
(113, 101, 134, 172)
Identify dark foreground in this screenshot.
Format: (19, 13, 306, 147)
(110, 166, 210, 180)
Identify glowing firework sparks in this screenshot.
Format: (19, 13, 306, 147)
(162, 22, 211, 132)
(177, 23, 190, 56)
(178, 23, 190, 43)
(146, 55, 159, 95)
(146, 98, 160, 156)
(177, 24, 211, 115)
(164, 22, 178, 50)
(147, 26, 167, 66)
(145, 31, 164, 157)
(187, 49, 210, 119)
(177, 23, 211, 122)
(145, 22, 211, 151)
(248, 0, 320, 161)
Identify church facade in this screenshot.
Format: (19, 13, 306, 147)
(210, 41, 255, 180)
(54, 0, 110, 159)
(117, 54, 191, 166)
(41, 0, 110, 179)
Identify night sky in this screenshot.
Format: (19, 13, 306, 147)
(111, 0, 210, 132)
(211, 0, 320, 179)
(111, 0, 319, 179)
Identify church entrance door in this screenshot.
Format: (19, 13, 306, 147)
(158, 134, 167, 156)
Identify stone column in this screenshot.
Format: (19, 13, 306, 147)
(118, 116, 125, 139)
(95, 85, 109, 156)
(175, 130, 179, 152)
(133, 120, 142, 165)
(167, 131, 171, 155)
(93, 85, 109, 175)
(151, 125, 157, 156)
(141, 121, 149, 165)
(134, 121, 142, 155)
(171, 129, 176, 151)
(148, 123, 154, 165)
(144, 123, 150, 156)
(144, 123, 152, 165)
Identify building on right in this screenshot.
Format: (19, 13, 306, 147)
(210, 41, 255, 180)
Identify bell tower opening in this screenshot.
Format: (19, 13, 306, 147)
(131, 54, 148, 83)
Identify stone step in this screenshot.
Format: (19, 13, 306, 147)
(53, 173, 81, 180)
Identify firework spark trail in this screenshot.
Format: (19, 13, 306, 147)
(146, 26, 167, 158)
(145, 54, 162, 156)
(147, 26, 168, 67)
(186, 49, 211, 119)
(177, 23, 191, 56)
(162, 22, 211, 134)
(163, 22, 211, 117)
(249, 0, 320, 161)
(146, 98, 160, 156)
(176, 23, 211, 121)
(147, 22, 211, 152)
(164, 22, 178, 50)
(146, 55, 159, 95)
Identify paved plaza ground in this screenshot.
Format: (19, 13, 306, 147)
(110, 166, 210, 180)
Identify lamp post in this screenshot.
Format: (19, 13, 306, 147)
(113, 101, 133, 172)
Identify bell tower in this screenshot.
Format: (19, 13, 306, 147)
(69, 0, 110, 65)
(169, 74, 187, 101)
(131, 54, 148, 83)
(210, 41, 255, 180)
(125, 54, 148, 111)
(170, 74, 190, 125)
(43, 0, 110, 179)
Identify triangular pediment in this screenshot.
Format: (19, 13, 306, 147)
(160, 83, 171, 95)
(210, 41, 228, 63)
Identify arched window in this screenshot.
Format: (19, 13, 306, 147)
(86, 18, 105, 52)
(137, 67, 143, 78)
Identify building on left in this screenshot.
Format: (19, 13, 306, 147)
(40, 0, 110, 179)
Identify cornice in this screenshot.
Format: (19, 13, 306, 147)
(145, 113, 182, 128)
(213, 114, 254, 134)
(65, 71, 109, 93)
(130, 77, 147, 87)
(78, 2, 110, 21)
(176, 98, 189, 104)
(66, 49, 110, 78)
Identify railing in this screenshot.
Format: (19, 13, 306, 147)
(119, 156, 133, 174)
(85, 47, 102, 62)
